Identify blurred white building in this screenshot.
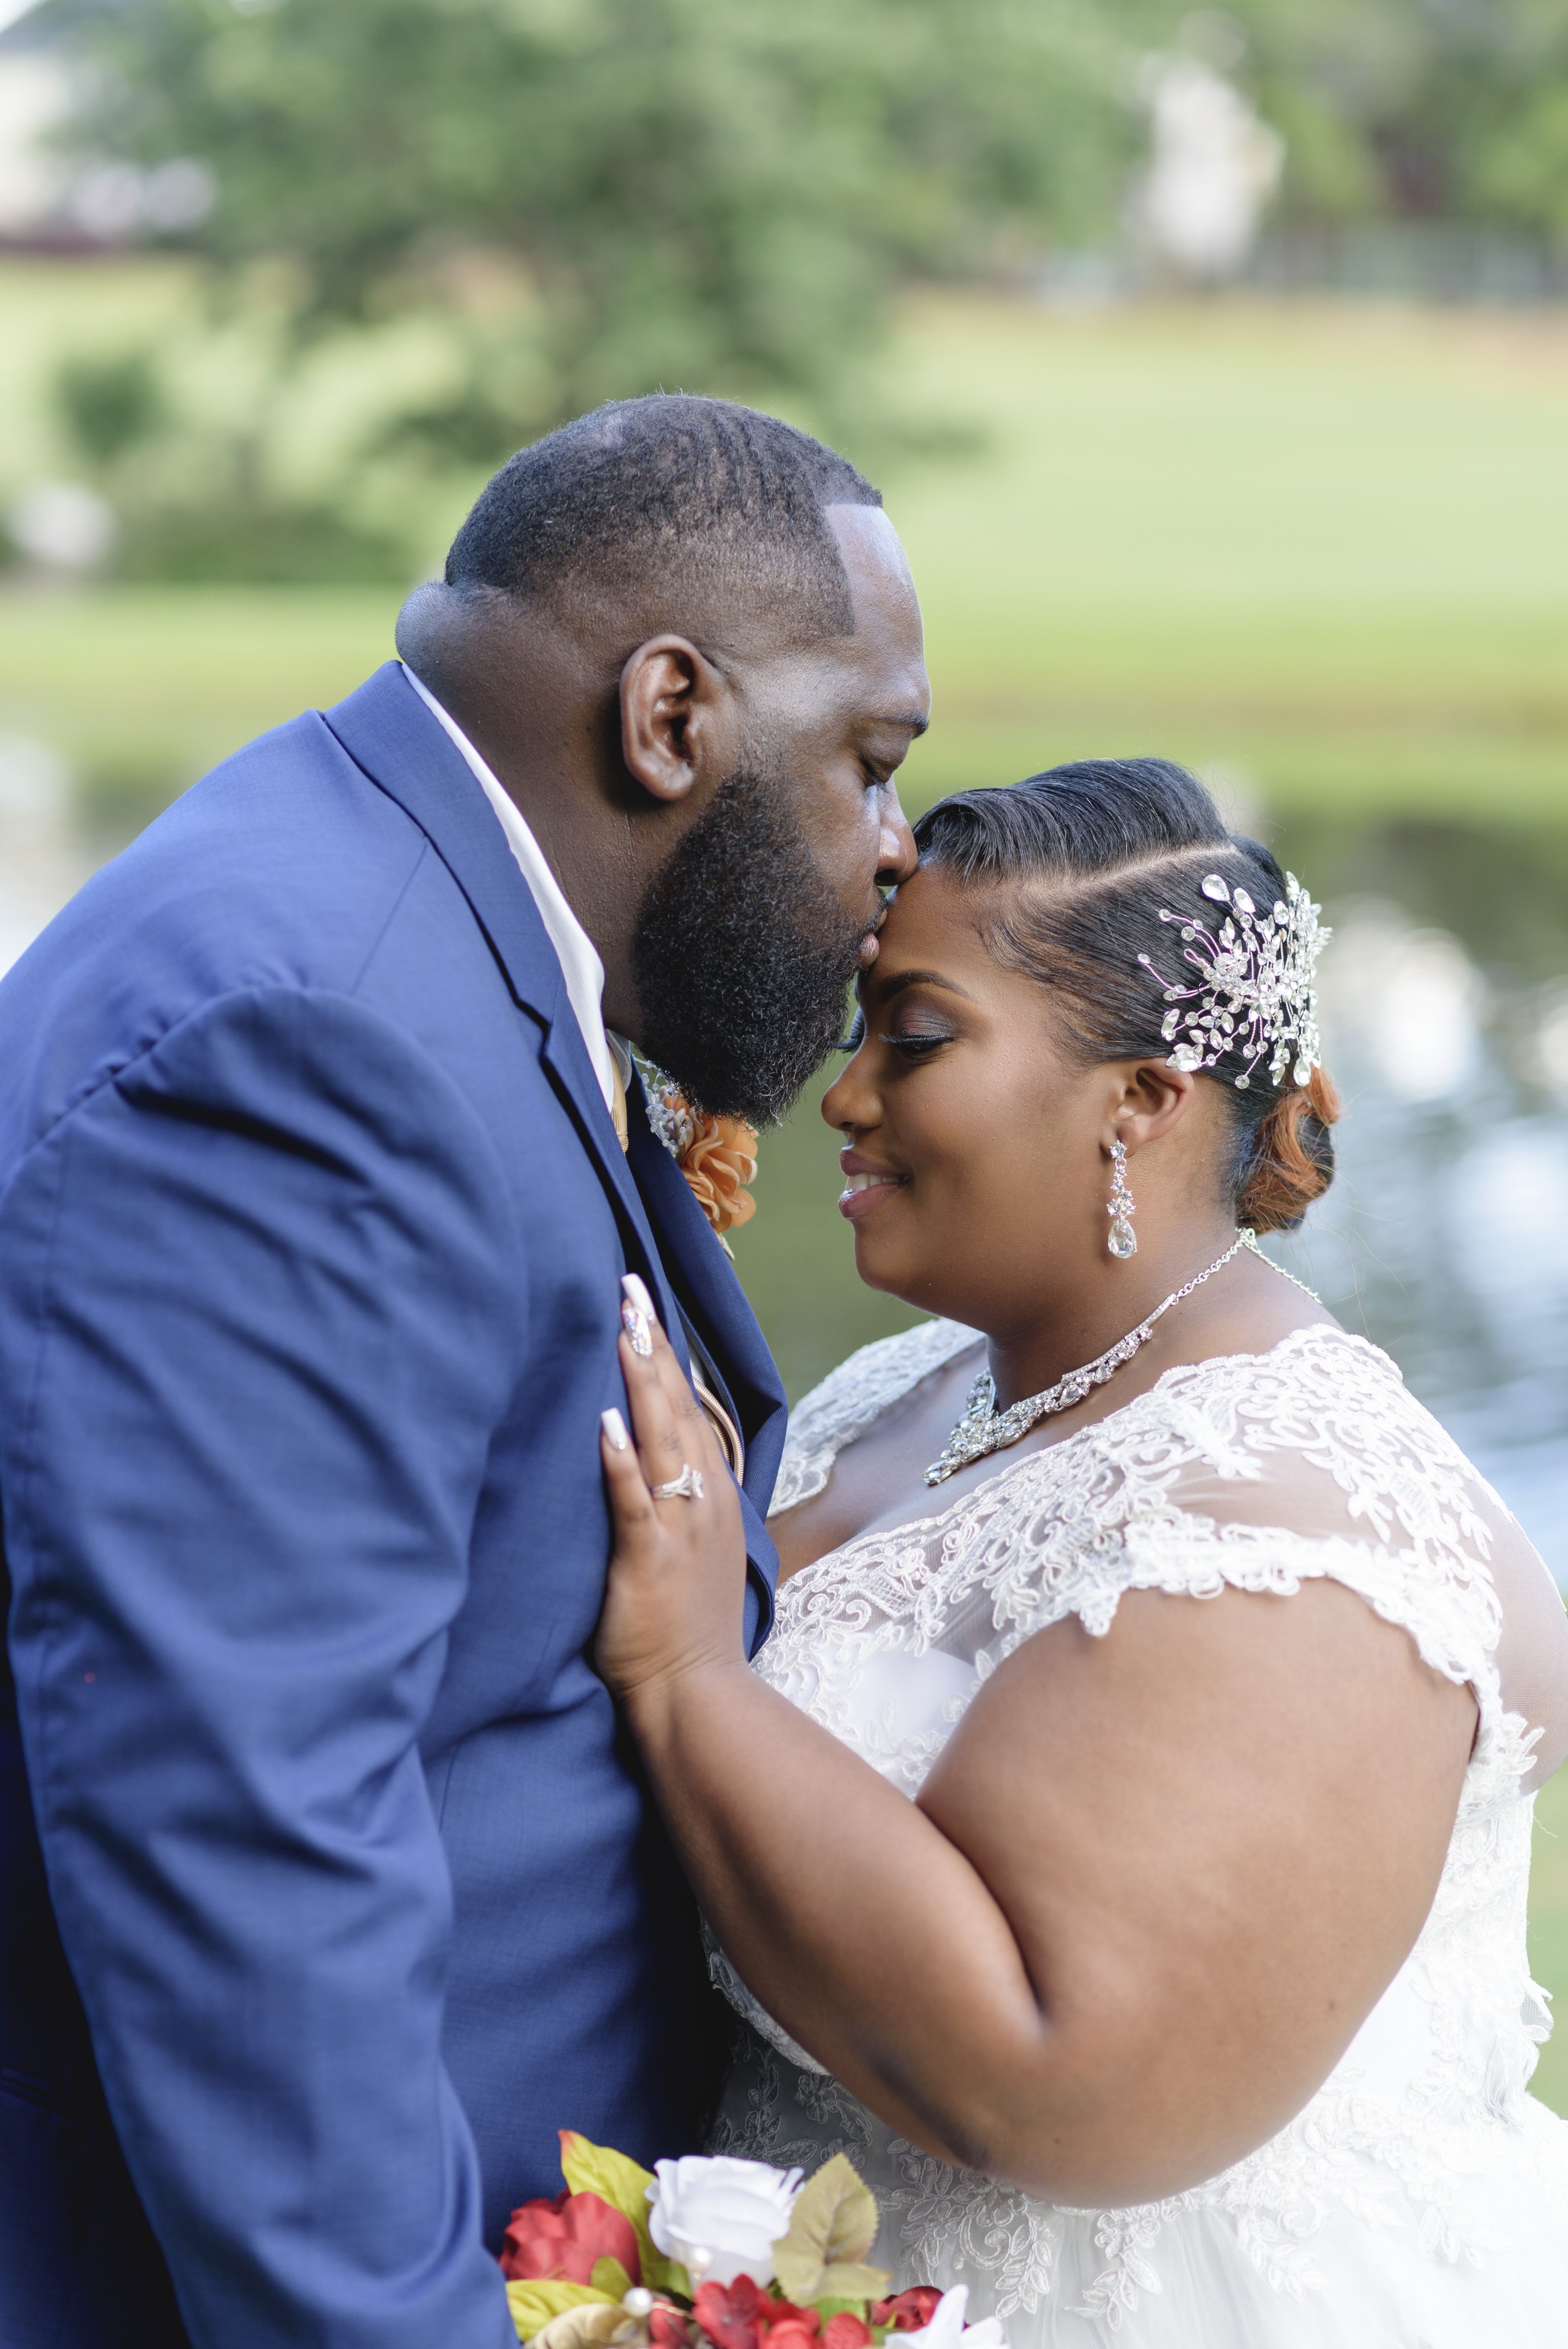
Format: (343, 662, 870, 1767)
(0, 0, 66, 239)
(0, 0, 213, 243)
(1133, 53, 1284, 283)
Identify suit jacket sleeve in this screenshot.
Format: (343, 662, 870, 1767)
(0, 985, 520, 2349)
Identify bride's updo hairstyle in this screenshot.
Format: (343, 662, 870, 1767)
(911, 758, 1340, 1233)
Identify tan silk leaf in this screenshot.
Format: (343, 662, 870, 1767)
(771, 2155, 882, 2301)
(526, 2303, 646, 2349)
(817, 2264, 892, 2301)
(503, 2281, 620, 2346)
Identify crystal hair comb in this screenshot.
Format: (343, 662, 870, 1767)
(1138, 870, 1328, 1091)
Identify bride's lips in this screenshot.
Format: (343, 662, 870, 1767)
(838, 1150, 907, 1222)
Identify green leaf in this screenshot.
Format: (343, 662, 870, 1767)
(559, 2131, 655, 2232)
(558, 2131, 688, 2298)
(771, 2155, 884, 2304)
(649, 2252, 692, 2301)
(504, 2279, 618, 2342)
(591, 2258, 636, 2301)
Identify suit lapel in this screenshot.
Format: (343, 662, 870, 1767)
(323, 663, 785, 1623)
(626, 1078, 787, 1508)
(320, 664, 681, 1339)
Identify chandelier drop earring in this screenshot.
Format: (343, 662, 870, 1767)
(1107, 1138, 1137, 1259)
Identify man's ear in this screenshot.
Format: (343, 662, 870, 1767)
(620, 635, 738, 804)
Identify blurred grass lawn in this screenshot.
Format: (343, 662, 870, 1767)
(6, 276, 1568, 824)
(1530, 1766, 1568, 2114)
(5, 266, 1568, 2106)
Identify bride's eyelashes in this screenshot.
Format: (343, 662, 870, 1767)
(886, 1026, 956, 1062)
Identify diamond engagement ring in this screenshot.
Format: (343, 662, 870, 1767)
(651, 1464, 706, 1502)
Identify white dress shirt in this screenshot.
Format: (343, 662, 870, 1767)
(401, 664, 631, 1115)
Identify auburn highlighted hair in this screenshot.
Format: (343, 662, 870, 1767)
(1236, 1064, 1340, 1234)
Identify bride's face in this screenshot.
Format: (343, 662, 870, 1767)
(820, 862, 1118, 1325)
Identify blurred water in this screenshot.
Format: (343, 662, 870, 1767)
(0, 733, 90, 977)
(1261, 817, 1568, 1582)
(1269, 896, 1568, 1579)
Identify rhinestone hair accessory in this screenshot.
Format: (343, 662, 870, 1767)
(1138, 869, 1329, 1093)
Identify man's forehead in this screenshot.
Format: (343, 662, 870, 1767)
(828, 502, 916, 595)
(825, 505, 928, 716)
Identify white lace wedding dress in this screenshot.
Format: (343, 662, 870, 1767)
(708, 1320, 1568, 2345)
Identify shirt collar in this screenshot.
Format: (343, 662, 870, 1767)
(400, 662, 629, 1110)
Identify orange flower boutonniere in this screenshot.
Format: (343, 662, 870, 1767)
(644, 1073, 759, 1251)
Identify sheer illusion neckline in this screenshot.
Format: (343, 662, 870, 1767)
(800, 1318, 1377, 1572)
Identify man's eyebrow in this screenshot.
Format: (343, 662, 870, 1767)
(867, 966, 975, 1004)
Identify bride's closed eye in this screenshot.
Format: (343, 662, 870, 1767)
(886, 1026, 956, 1061)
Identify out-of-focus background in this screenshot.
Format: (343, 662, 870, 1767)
(4, 0, 1568, 2101)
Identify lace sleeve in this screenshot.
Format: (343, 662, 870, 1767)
(970, 1335, 1534, 1793)
(768, 1317, 980, 1515)
(764, 1328, 1545, 1813)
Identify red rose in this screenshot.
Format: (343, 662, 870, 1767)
(694, 2276, 768, 2349)
(652, 2310, 697, 2349)
(871, 2290, 943, 2335)
(757, 2300, 818, 2339)
(499, 2188, 642, 2286)
(763, 2321, 819, 2349)
(822, 2319, 871, 2349)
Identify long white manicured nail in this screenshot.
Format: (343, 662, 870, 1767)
(601, 1408, 630, 1451)
(620, 1300, 653, 1357)
(622, 1272, 656, 1319)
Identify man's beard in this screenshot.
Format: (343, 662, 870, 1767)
(632, 770, 871, 1127)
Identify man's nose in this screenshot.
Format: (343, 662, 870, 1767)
(877, 786, 918, 886)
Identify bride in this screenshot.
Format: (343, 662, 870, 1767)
(596, 756, 1568, 2345)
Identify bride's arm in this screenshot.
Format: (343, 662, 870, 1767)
(599, 1317, 1475, 2207)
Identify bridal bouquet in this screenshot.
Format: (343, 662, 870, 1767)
(499, 2135, 1004, 2349)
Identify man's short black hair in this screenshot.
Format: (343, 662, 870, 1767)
(445, 394, 883, 645)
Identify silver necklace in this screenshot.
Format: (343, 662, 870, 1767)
(924, 1228, 1303, 1487)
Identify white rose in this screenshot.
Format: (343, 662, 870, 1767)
(900, 2287, 1007, 2349)
(646, 2155, 803, 2288)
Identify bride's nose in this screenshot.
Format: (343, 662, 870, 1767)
(821, 1047, 879, 1136)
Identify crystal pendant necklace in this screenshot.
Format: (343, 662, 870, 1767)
(924, 1228, 1292, 1487)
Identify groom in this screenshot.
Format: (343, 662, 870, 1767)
(0, 397, 928, 2349)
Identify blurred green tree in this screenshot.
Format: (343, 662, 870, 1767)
(52, 0, 1136, 491)
(54, 347, 165, 465)
(1226, 0, 1568, 252)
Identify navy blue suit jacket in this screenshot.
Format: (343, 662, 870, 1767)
(0, 664, 786, 2349)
